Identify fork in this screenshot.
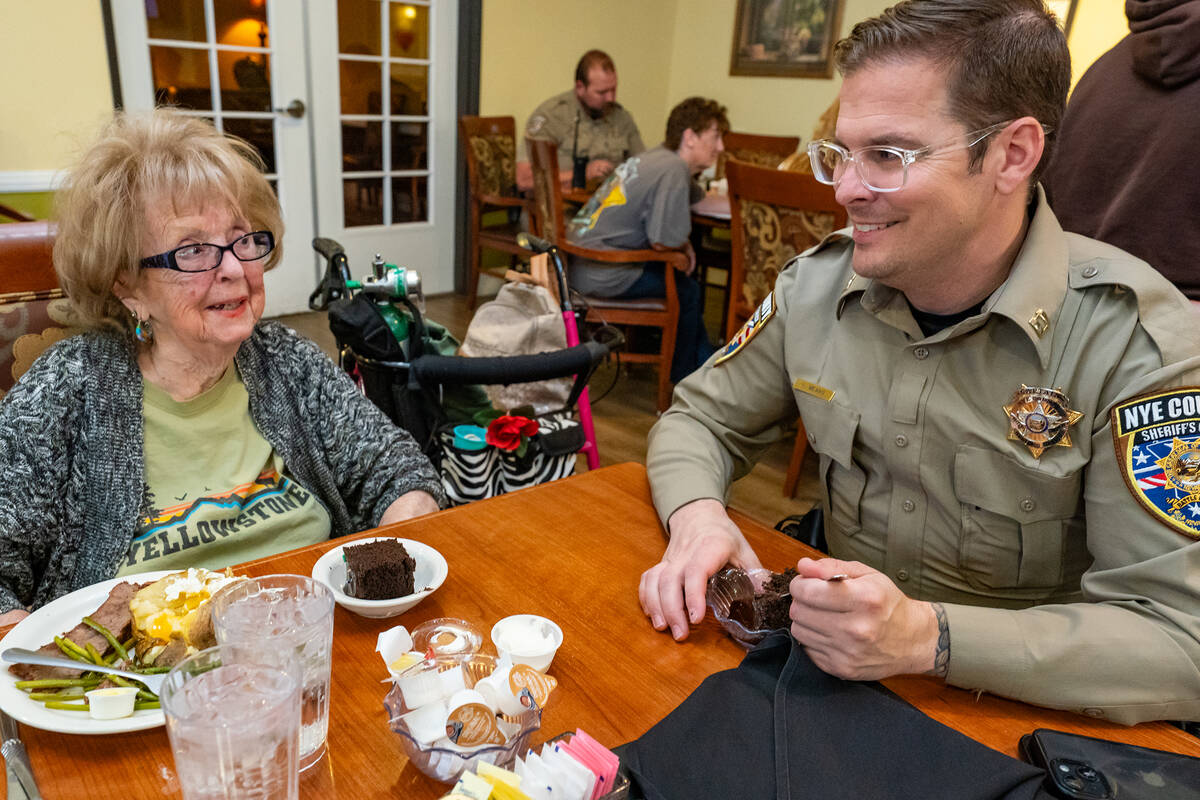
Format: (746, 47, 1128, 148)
(1, 648, 167, 695)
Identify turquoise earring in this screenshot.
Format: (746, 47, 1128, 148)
(132, 310, 153, 344)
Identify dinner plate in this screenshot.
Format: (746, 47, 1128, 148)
(0, 570, 173, 735)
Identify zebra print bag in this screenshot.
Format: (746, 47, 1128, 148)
(437, 411, 584, 506)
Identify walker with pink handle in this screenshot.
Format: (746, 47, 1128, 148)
(518, 232, 600, 470)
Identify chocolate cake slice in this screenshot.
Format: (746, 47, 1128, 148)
(343, 539, 416, 600)
(727, 568, 797, 631)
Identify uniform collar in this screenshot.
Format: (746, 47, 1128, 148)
(835, 187, 1069, 368)
(973, 186, 1069, 369)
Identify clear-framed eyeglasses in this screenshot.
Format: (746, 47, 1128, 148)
(807, 120, 1025, 193)
(140, 230, 276, 273)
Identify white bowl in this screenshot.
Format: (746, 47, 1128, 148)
(489, 614, 563, 673)
(311, 537, 448, 619)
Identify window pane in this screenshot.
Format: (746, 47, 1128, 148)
(389, 63, 428, 115)
(342, 121, 383, 172)
(391, 175, 427, 223)
(389, 3, 429, 59)
(152, 46, 212, 110)
(220, 52, 272, 110)
(345, 179, 384, 227)
(214, 1, 268, 42)
(223, 117, 277, 175)
(145, 0, 206, 42)
(339, 0, 382, 56)
(391, 122, 427, 170)
(340, 58, 382, 115)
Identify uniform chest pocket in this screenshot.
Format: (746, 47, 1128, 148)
(953, 445, 1088, 592)
(797, 394, 865, 537)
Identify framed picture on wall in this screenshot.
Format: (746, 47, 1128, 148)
(729, 0, 846, 78)
(1046, 0, 1078, 35)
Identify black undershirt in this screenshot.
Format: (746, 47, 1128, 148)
(908, 299, 985, 337)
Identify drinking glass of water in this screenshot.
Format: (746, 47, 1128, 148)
(161, 644, 302, 800)
(210, 574, 335, 771)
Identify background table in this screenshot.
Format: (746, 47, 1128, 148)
(3, 463, 1196, 798)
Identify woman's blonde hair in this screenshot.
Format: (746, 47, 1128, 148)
(53, 110, 284, 332)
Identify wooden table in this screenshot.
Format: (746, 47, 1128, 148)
(4, 463, 1197, 798)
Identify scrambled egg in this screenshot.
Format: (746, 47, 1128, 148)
(130, 568, 246, 665)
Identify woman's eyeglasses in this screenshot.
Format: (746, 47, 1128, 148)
(140, 230, 275, 273)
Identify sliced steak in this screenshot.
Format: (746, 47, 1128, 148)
(8, 580, 145, 681)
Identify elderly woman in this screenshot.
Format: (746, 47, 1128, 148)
(0, 111, 444, 623)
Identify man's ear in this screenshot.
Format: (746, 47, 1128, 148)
(992, 117, 1044, 196)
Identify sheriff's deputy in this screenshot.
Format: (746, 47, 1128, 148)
(639, 0, 1200, 726)
(516, 50, 644, 192)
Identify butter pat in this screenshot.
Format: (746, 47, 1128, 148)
(85, 686, 139, 720)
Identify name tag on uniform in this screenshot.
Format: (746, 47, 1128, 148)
(714, 292, 775, 366)
(793, 379, 834, 402)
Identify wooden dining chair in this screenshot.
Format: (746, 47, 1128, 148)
(700, 132, 802, 326)
(526, 137, 686, 412)
(0, 220, 83, 398)
(725, 159, 847, 498)
(459, 115, 533, 309)
(0, 220, 59, 295)
(718, 131, 801, 178)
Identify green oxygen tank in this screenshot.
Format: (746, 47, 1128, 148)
(344, 254, 424, 348)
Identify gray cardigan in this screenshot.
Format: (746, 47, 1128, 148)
(0, 321, 445, 612)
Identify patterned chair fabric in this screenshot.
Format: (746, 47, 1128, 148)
(468, 132, 517, 198)
(0, 291, 84, 398)
(725, 159, 846, 340)
(737, 202, 837, 312)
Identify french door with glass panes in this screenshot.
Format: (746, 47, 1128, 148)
(111, 0, 458, 317)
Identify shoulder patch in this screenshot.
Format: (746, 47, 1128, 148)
(527, 115, 547, 135)
(1112, 387, 1200, 539)
(714, 292, 775, 366)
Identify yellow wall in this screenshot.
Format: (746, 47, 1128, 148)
(479, 0, 679, 149)
(1066, 0, 1129, 91)
(665, 0, 886, 142)
(481, 0, 1131, 149)
(0, 1, 113, 172)
(2, 2, 1131, 178)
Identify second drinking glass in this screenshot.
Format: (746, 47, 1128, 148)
(210, 574, 335, 771)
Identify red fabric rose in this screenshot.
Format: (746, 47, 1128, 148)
(485, 415, 540, 451)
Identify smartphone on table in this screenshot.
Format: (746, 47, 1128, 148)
(1019, 728, 1200, 800)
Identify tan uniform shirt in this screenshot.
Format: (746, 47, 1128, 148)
(647, 193, 1200, 724)
(522, 90, 644, 170)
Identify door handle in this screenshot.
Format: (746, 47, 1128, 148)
(275, 99, 306, 119)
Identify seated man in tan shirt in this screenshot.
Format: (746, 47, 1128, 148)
(639, 0, 1200, 726)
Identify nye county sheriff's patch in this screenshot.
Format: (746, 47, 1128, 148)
(1112, 388, 1200, 539)
(714, 292, 775, 366)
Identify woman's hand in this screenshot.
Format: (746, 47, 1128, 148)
(0, 608, 30, 627)
(379, 490, 440, 525)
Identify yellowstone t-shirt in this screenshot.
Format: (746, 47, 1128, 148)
(116, 367, 331, 576)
